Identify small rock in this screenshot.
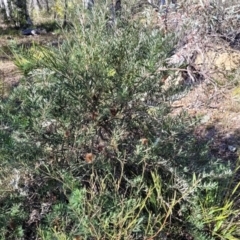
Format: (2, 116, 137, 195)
(200, 114, 211, 124)
(21, 28, 47, 36)
(228, 145, 237, 152)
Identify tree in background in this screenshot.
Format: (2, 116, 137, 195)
(0, 0, 52, 27)
(0, 0, 30, 27)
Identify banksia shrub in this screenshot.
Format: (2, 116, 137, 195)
(0, 4, 238, 240)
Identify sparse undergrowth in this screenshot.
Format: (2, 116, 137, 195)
(0, 2, 240, 240)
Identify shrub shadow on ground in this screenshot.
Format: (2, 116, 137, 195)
(194, 124, 240, 163)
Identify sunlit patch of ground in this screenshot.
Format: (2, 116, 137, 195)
(0, 22, 62, 98)
(170, 45, 240, 161)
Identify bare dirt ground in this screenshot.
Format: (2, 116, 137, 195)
(172, 82, 240, 162)
(170, 47, 240, 162)
(0, 23, 61, 97)
(0, 60, 19, 86)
